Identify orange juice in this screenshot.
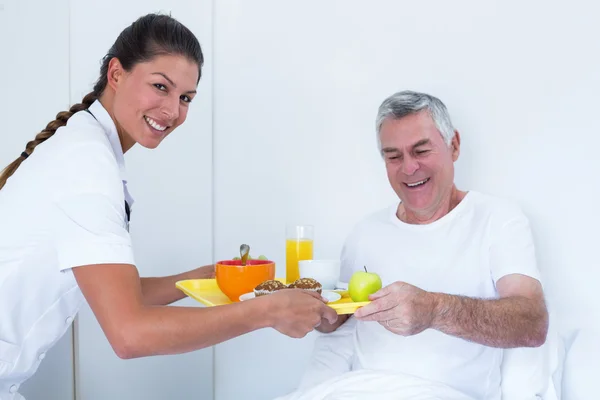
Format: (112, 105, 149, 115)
(286, 239, 313, 284)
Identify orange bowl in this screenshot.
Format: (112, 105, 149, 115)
(215, 259, 276, 302)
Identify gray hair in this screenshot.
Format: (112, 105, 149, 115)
(375, 90, 455, 151)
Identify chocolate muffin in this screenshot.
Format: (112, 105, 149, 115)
(288, 278, 322, 294)
(254, 280, 287, 297)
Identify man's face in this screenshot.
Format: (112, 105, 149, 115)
(379, 111, 460, 214)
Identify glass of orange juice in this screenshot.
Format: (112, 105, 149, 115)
(285, 224, 314, 284)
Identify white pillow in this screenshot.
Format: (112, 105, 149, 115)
(500, 321, 557, 399)
(561, 327, 600, 400)
(547, 328, 568, 400)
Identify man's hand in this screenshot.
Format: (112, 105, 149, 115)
(354, 274, 548, 348)
(354, 281, 435, 336)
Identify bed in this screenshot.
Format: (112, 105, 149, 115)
(275, 316, 600, 400)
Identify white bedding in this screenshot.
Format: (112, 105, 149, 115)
(277, 311, 600, 400)
(277, 316, 571, 400)
(274, 369, 476, 400)
(274, 317, 478, 400)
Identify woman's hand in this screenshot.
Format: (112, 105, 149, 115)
(261, 289, 339, 338)
(194, 264, 215, 279)
(140, 264, 214, 306)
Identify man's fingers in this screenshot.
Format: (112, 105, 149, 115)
(368, 287, 391, 300)
(368, 281, 410, 301)
(357, 308, 397, 322)
(354, 297, 396, 318)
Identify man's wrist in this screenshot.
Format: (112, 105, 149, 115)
(429, 292, 447, 330)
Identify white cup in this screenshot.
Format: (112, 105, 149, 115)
(298, 259, 341, 290)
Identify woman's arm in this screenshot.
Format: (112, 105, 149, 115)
(140, 264, 214, 306)
(73, 263, 338, 359)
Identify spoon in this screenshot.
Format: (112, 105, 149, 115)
(240, 244, 250, 266)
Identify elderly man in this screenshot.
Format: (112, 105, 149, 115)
(286, 90, 549, 400)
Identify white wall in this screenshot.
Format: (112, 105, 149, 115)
(70, 1, 215, 399)
(2, 1, 216, 398)
(0, 1, 74, 399)
(3, 1, 600, 399)
(212, 2, 394, 398)
(2, 1, 215, 398)
(212, 1, 600, 399)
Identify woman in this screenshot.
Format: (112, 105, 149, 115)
(0, 13, 337, 397)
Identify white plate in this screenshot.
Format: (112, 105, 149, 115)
(239, 290, 341, 303)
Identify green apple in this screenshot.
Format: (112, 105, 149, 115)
(348, 266, 382, 302)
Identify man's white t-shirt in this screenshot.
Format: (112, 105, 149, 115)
(339, 191, 541, 400)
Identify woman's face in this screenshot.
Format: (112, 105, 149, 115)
(108, 54, 199, 151)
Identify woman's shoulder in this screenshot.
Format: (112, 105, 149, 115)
(39, 111, 117, 169)
(34, 112, 122, 194)
(53, 110, 112, 149)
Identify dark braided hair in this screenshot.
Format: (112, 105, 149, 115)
(0, 13, 203, 190)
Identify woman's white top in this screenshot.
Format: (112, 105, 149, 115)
(0, 100, 135, 398)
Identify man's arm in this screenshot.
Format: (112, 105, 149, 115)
(430, 274, 548, 348)
(141, 264, 214, 306)
(355, 273, 548, 348)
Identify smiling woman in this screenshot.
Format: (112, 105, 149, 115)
(0, 13, 337, 399)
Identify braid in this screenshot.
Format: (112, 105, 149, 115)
(0, 91, 98, 191)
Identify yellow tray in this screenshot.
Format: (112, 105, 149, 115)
(175, 279, 369, 315)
